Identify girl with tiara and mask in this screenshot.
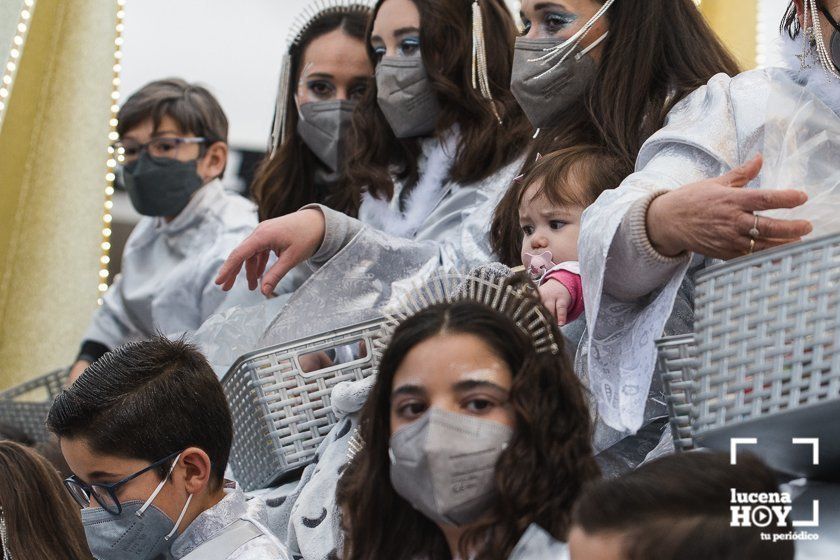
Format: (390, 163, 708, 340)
(576, 0, 835, 444)
(337, 273, 599, 559)
(188, 0, 374, 370)
(252, 2, 372, 222)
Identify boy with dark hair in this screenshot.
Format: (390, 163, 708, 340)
(70, 78, 262, 382)
(48, 336, 290, 560)
(569, 452, 795, 560)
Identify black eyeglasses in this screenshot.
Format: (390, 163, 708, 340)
(112, 136, 207, 164)
(64, 451, 181, 515)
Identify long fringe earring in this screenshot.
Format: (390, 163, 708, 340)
(471, 0, 502, 125)
(0, 506, 11, 560)
(269, 53, 292, 156)
(806, 0, 840, 80)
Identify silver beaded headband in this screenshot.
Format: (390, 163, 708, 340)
(803, 0, 840, 80)
(269, 0, 375, 155)
(529, 0, 615, 81)
(344, 267, 560, 462)
(372, 267, 562, 366)
(0, 506, 11, 560)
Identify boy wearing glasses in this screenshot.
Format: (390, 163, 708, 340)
(69, 78, 262, 382)
(47, 336, 291, 560)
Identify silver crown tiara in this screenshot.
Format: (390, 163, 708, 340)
(269, 0, 375, 154)
(345, 266, 561, 463)
(285, 0, 375, 50)
(371, 266, 562, 367)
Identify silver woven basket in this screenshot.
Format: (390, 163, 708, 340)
(691, 232, 840, 478)
(655, 334, 698, 452)
(223, 318, 385, 491)
(0, 368, 68, 442)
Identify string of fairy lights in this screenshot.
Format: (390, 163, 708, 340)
(98, 0, 126, 305)
(0, 0, 36, 129)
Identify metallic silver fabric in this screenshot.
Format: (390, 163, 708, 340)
(170, 486, 290, 559)
(84, 180, 265, 350)
(259, 150, 524, 347)
(508, 524, 569, 560)
(194, 138, 523, 375)
(579, 67, 839, 434)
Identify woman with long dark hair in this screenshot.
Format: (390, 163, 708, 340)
(252, 2, 372, 222)
(575, 0, 831, 440)
(337, 273, 599, 559)
(488, 0, 744, 473)
(217, 0, 531, 298)
(491, 0, 743, 265)
(0, 441, 92, 560)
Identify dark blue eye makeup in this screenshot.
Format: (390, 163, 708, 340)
(544, 11, 576, 34)
(399, 36, 421, 57)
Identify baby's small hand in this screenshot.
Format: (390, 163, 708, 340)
(538, 279, 573, 326)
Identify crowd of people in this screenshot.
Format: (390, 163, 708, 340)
(2, 0, 839, 558)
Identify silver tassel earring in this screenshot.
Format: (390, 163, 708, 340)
(0, 506, 11, 560)
(269, 53, 292, 156)
(798, 0, 814, 70)
(471, 0, 502, 124)
(806, 0, 840, 80)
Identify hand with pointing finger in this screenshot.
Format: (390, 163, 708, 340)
(215, 208, 326, 296)
(646, 155, 813, 261)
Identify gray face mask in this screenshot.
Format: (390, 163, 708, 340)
(376, 56, 441, 138)
(82, 501, 175, 560)
(123, 152, 204, 217)
(297, 100, 356, 173)
(82, 455, 192, 560)
(510, 37, 598, 129)
(832, 28, 840, 71)
(389, 408, 514, 527)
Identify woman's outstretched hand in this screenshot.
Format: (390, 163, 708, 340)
(215, 208, 327, 296)
(646, 155, 813, 261)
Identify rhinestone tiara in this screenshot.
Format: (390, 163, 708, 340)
(372, 266, 562, 366)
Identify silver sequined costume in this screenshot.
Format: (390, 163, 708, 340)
(580, 63, 840, 434)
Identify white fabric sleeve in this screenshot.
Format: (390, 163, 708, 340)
(578, 68, 774, 439)
(580, 137, 734, 435)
